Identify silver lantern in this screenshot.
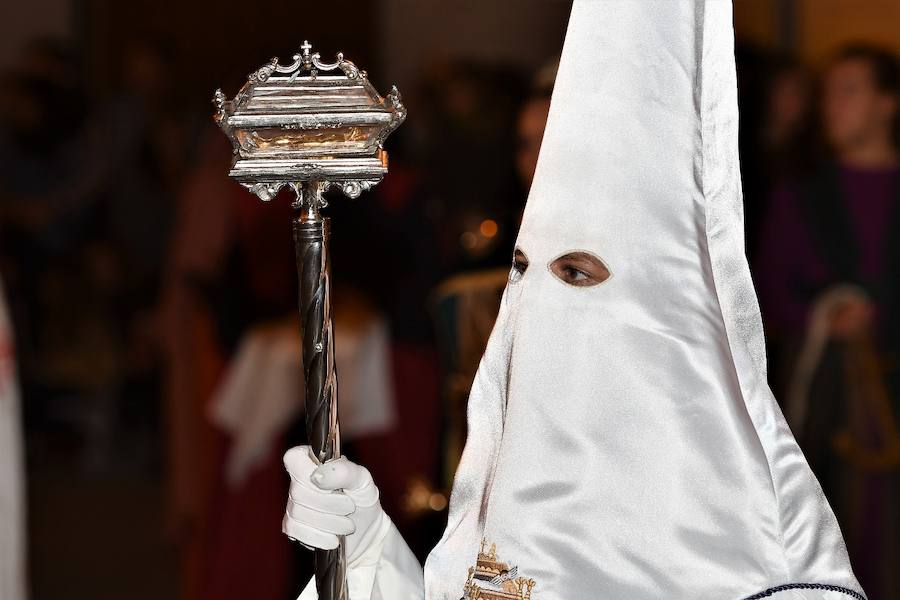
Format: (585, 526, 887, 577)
(213, 40, 406, 600)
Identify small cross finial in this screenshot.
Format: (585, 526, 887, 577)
(301, 40, 312, 56)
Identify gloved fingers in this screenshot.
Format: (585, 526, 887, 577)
(282, 514, 340, 551)
(283, 445, 318, 481)
(284, 447, 362, 514)
(284, 447, 380, 508)
(311, 458, 379, 508)
(284, 499, 356, 536)
(288, 479, 355, 516)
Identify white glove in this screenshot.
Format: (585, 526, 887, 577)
(282, 446, 385, 563)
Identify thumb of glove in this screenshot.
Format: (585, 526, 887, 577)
(311, 457, 379, 508)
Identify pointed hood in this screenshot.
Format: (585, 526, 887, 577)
(424, 1, 863, 599)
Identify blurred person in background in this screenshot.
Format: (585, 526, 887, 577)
(0, 39, 123, 470)
(743, 55, 819, 392)
(160, 124, 300, 600)
(0, 39, 93, 377)
(99, 37, 184, 448)
(759, 57, 819, 199)
(740, 51, 819, 263)
(0, 33, 182, 456)
(757, 43, 900, 599)
(0, 276, 26, 600)
(416, 61, 526, 275)
(158, 127, 237, 600)
(0, 31, 190, 596)
(515, 59, 556, 189)
(104, 36, 182, 285)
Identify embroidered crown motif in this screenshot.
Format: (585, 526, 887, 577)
(462, 539, 536, 600)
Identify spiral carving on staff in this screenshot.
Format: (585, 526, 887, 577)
(294, 215, 347, 600)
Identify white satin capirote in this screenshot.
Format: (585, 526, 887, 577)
(423, 1, 862, 598)
(294, 1, 864, 599)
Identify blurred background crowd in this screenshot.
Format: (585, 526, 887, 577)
(0, 1, 899, 599)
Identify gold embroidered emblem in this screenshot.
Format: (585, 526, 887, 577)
(462, 539, 536, 600)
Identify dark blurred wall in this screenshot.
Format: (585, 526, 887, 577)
(735, 0, 784, 50)
(799, 0, 900, 62)
(0, 0, 71, 69)
(736, 0, 900, 62)
(80, 0, 378, 106)
(379, 0, 571, 92)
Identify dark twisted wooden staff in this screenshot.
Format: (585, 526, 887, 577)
(293, 182, 347, 600)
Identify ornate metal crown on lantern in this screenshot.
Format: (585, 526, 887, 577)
(213, 41, 406, 600)
(214, 40, 406, 207)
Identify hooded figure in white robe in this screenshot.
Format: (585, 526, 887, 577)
(283, 1, 865, 599)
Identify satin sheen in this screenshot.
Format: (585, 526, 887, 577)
(422, 1, 863, 599)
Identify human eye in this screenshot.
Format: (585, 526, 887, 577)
(563, 266, 589, 282)
(509, 248, 529, 283)
(549, 251, 610, 287)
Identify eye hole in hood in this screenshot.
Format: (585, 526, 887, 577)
(509, 248, 530, 283)
(549, 251, 611, 287)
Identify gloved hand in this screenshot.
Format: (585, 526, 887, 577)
(282, 446, 386, 563)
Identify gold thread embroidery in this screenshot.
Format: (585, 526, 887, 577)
(462, 539, 536, 600)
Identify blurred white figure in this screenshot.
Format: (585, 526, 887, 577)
(0, 278, 26, 600)
(210, 310, 396, 488)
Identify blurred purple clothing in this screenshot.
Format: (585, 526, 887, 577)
(758, 165, 899, 333)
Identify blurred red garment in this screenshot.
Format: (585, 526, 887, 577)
(158, 131, 235, 599)
(201, 189, 296, 600)
(160, 130, 294, 600)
